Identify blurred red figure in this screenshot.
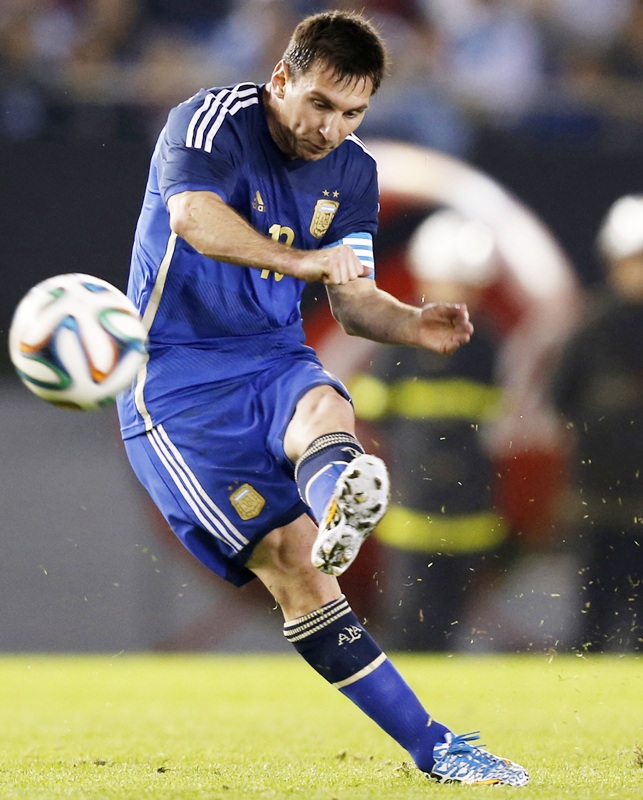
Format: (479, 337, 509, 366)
(351, 209, 507, 651)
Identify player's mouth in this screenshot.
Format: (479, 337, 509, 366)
(302, 140, 333, 158)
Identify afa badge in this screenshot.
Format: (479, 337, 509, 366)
(310, 199, 340, 239)
(230, 483, 266, 520)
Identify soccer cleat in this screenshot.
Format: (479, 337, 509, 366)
(430, 732, 529, 786)
(311, 454, 389, 576)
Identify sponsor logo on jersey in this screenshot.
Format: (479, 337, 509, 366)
(230, 483, 266, 520)
(310, 198, 340, 238)
(252, 190, 266, 212)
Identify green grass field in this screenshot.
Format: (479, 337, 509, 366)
(0, 653, 640, 799)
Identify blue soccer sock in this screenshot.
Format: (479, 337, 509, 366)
(283, 595, 451, 773)
(294, 433, 364, 523)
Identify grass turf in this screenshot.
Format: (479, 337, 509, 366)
(0, 653, 641, 799)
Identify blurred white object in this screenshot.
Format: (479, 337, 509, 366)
(407, 209, 497, 286)
(597, 194, 643, 262)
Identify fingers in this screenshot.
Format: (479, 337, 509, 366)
(296, 245, 367, 285)
(321, 245, 365, 285)
(425, 302, 474, 335)
(419, 301, 475, 354)
(453, 304, 474, 337)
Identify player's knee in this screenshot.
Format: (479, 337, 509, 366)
(285, 385, 355, 459)
(300, 384, 350, 423)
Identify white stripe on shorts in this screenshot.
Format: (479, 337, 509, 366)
(148, 424, 249, 551)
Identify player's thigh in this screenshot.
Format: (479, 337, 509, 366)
(265, 367, 355, 463)
(122, 406, 307, 587)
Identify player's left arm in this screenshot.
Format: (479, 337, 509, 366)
(327, 277, 474, 355)
(324, 153, 471, 354)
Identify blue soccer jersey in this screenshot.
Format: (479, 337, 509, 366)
(117, 82, 379, 439)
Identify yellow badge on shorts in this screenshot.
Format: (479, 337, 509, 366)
(310, 199, 340, 239)
(230, 483, 266, 520)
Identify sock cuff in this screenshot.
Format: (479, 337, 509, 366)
(284, 596, 385, 687)
(294, 433, 363, 482)
(283, 595, 351, 643)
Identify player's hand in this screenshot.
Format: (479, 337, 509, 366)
(418, 302, 474, 355)
(295, 245, 369, 284)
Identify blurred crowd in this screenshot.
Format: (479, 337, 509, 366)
(1, 0, 642, 153)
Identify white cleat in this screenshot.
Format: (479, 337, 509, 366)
(311, 454, 389, 576)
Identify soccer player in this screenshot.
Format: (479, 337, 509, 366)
(117, 9, 529, 786)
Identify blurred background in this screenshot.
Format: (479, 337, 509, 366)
(1, 0, 641, 654)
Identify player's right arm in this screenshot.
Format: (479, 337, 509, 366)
(168, 189, 366, 286)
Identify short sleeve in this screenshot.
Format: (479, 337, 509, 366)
(325, 140, 379, 242)
(156, 93, 244, 205)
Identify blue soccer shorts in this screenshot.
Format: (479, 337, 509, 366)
(123, 356, 351, 586)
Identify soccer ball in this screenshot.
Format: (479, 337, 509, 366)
(9, 273, 148, 410)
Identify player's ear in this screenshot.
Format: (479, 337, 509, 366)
(271, 60, 289, 98)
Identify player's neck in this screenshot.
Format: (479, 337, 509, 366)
(263, 85, 298, 160)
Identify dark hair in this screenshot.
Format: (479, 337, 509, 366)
(282, 10, 389, 94)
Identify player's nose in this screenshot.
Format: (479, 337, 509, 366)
(320, 113, 342, 145)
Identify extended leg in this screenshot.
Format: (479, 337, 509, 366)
(247, 515, 528, 785)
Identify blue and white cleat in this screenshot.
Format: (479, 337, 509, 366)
(311, 454, 389, 576)
(430, 732, 529, 786)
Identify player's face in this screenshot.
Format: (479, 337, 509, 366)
(269, 60, 373, 161)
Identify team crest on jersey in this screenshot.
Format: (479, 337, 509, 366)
(230, 483, 265, 520)
(310, 198, 340, 238)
